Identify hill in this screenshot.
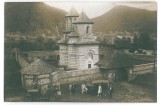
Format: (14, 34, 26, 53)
(5, 2, 66, 37)
(92, 5, 157, 34)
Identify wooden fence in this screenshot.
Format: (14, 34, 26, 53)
(128, 62, 156, 81)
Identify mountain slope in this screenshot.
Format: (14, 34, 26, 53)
(5, 2, 66, 36)
(92, 5, 157, 34)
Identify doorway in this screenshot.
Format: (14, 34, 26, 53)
(88, 64, 91, 68)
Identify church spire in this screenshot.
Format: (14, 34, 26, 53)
(65, 6, 79, 17)
(73, 11, 93, 24)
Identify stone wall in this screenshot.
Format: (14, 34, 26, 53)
(59, 44, 99, 70)
(59, 45, 68, 66)
(77, 45, 99, 70)
(68, 37, 79, 44)
(66, 17, 77, 31)
(68, 45, 77, 68)
(75, 24, 93, 35)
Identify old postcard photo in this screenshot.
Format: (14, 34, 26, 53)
(4, 1, 157, 102)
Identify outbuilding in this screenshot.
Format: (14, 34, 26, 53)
(21, 59, 57, 93)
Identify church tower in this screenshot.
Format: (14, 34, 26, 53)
(58, 7, 100, 70)
(64, 6, 79, 34)
(73, 11, 93, 35)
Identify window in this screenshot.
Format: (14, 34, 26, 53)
(88, 64, 91, 68)
(86, 26, 90, 33)
(74, 26, 78, 32)
(87, 52, 93, 59)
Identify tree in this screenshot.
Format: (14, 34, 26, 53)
(132, 32, 154, 50)
(114, 36, 131, 49)
(139, 32, 154, 50)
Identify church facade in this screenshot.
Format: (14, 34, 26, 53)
(58, 7, 100, 70)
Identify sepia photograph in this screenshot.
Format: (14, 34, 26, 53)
(4, 0, 157, 102)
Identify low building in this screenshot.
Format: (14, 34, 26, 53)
(21, 59, 57, 91)
(96, 45, 155, 82)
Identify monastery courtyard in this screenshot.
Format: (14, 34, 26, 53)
(5, 72, 157, 102)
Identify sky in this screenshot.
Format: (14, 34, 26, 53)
(45, 1, 157, 18)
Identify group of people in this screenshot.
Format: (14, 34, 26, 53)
(57, 82, 113, 98)
(68, 82, 113, 98)
(69, 83, 76, 95)
(69, 83, 89, 95)
(97, 83, 113, 98)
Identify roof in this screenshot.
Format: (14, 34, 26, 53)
(96, 47, 154, 69)
(96, 34, 116, 45)
(74, 41, 100, 45)
(21, 59, 56, 75)
(92, 80, 109, 84)
(73, 11, 93, 24)
(57, 38, 68, 44)
(65, 6, 79, 17)
(67, 31, 79, 37)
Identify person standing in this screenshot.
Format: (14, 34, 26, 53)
(72, 83, 76, 95)
(97, 84, 102, 97)
(81, 84, 85, 94)
(81, 83, 88, 94)
(108, 85, 113, 98)
(69, 84, 72, 96)
(57, 85, 62, 100)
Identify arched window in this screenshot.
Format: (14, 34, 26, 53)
(74, 26, 78, 32)
(87, 52, 93, 59)
(87, 52, 93, 69)
(86, 26, 90, 33)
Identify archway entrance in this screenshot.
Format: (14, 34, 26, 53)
(85, 52, 94, 69)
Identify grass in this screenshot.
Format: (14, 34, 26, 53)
(129, 72, 157, 89)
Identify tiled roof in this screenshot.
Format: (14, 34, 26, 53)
(21, 59, 56, 75)
(74, 41, 100, 45)
(65, 6, 79, 17)
(57, 38, 68, 44)
(73, 11, 93, 24)
(67, 31, 79, 37)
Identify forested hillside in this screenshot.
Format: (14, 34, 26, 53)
(92, 5, 157, 34)
(5, 2, 66, 37)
